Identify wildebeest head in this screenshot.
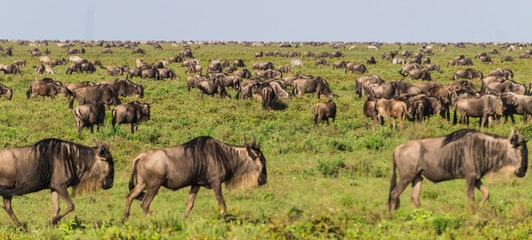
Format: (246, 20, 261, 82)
(225, 136, 267, 191)
(507, 129, 528, 177)
(72, 144, 114, 194)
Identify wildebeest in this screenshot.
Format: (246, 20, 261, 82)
(112, 101, 151, 133)
(345, 63, 367, 74)
(196, 78, 231, 99)
(69, 84, 122, 109)
(407, 68, 431, 81)
(314, 99, 336, 127)
(122, 136, 267, 221)
(389, 129, 528, 213)
(36, 63, 55, 74)
(107, 65, 123, 76)
(251, 82, 276, 110)
(291, 77, 333, 98)
(375, 98, 409, 129)
(355, 74, 384, 98)
(488, 68, 513, 79)
(102, 78, 144, 98)
(0, 64, 21, 75)
(453, 94, 503, 127)
(500, 92, 532, 123)
(0, 138, 114, 226)
(0, 83, 13, 100)
(454, 68, 483, 80)
(26, 79, 72, 100)
(251, 61, 274, 71)
(73, 100, 106, 140)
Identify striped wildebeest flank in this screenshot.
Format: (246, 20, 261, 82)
(0, 138, 114, 226)
(388, 129, 528, 213)
(122, 136, 267, 221)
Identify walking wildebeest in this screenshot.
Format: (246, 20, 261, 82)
(112, 101, 151, 133)
(314, 99, 337, 127)
(122, 136, 267, 221)
(389, 129, 528, 213)
(0, 138, 114, 226)
(73, 100, 106, 140)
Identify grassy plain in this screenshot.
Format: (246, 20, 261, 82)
(0, 40, 530, 239)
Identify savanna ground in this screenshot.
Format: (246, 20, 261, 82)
(0, 40, 530, 239)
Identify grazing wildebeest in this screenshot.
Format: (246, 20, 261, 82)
(26, 79, 72, 100)
(251, 82, 276, 110)
(0, 64, 21, 75)
(407, 68, 432, 81)
(0, 138, 114, 226)
(102, 78, 144, 98)
(73, 100, 106, 140)
(454, 68, 483, 80)
(0, 83, 13, 100)
(112, 101, 151, 133)
(389, 129, 528, 213)
(363, 98, 379, 127)
(488, 68, 513, 79)
(291, 77, 333, 98)
(122, 136, 267, 221)
(314, 100, 336, 127)
(69, 84, 122, 109)
(345, 63, 367, 74)
(197, 78, 231, 99)
(375, 98, 409, 129)
(355, 74, 384, 98)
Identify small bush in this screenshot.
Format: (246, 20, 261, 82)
(316, 157, 346, 178)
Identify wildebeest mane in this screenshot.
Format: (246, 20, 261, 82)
(31, 138, 98, 191)
(182, 136, 261, 191)
(441, 129, 500, 147)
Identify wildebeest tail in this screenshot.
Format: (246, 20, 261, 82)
(128, 156, 145, 201)
(388, 155, 398, 208)
(26, 86, 32, 99)
(68, 93, 76, 109)
(452, 107, 458, 125)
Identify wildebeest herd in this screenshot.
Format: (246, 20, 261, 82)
(0, 40, 529, 227)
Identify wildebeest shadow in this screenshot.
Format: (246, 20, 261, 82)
(271, 101, 288, 110)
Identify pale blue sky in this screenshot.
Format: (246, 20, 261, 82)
(1, 0, 529, 42)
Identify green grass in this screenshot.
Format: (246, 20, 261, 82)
(0, 41, 530, 239)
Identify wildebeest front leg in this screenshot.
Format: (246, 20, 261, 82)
(183, 185, 200, 219)
(3, 196, 21, 226)
(475, 180, 490, 207)
(212, 183, 227, 216)
(50, 189, 75, 224)
(465, 177, 477, 205)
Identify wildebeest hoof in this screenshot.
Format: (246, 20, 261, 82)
(49, 217, 60, 225)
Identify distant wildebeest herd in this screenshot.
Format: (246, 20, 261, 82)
(0, 40, 529, 227)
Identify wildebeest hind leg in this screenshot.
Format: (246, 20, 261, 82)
(140, 184, 162, 215)
(389, 178, 411, 212)
(411, 175, 423, 207)
(123, 182, 147, 221)
(475, 180, 490, 207)
(3, 196, 21, 226)
(184, 185, 200, 220)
